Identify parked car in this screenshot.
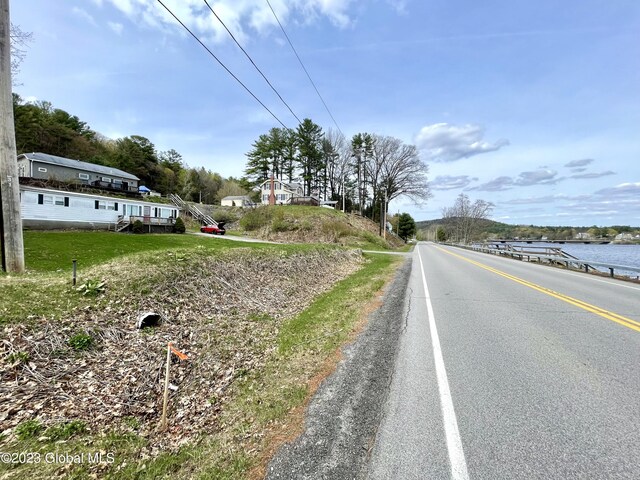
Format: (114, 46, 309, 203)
(200, 222, 226, 235)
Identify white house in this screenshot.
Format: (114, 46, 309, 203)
(20, 185, 180, 232)
(258, 179, 304, 205)
(221, 195, 255, 208)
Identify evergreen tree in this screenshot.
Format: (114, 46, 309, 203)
(398, 213, 416, 242)
(295, 119, 324, 196)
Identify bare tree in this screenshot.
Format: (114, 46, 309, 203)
(442, 193, 493, 244)
(10, 23, 32, 85)
(378, 136, 431, 204)
(325, 128, 351, 203)
(366, 134, 392, 219)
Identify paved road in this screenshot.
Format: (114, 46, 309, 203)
(369, 242, 640, 479)
(191, 231, 279, 243)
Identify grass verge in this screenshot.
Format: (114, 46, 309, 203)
(1, 231, 402, 479)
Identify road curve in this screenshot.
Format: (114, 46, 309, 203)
(369, 242, 640, 479)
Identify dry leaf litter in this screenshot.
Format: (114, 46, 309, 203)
(0, 247, 363, 452)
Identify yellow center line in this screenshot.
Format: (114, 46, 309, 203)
(433, 246, 640, 333)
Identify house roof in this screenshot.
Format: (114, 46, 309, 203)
(258, 179, 303, 192)
(222, 195, 253, 201)
(20, 152, 140, 181)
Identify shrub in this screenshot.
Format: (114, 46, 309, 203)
(132, 219, 144, 234)
(45, 420, 87, 441)
(240, 207, 272, 231)
(7, 351, 30, 365)
(75, 279, 106, 296)
(69, 332, 94, 351)
(212, 209, 240, 224)
(173, 217, 186, 234)
(321, 220, 352, 240)
(15, 419, 43, 440)
(271, 209, 295, 232)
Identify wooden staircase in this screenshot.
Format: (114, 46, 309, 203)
(114, 217, 131, 232)
(168, 193, 217, 226)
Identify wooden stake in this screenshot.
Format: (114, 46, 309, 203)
(0, 0, 24, 273)
(159, 343, 171, 431)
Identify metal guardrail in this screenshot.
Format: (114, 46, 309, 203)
(444, 242, 640, 279)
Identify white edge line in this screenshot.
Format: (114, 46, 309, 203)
(418, 246, 470, 480)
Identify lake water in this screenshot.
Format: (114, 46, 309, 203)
(512, 243, 640, 277)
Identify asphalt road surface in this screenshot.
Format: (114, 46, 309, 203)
(268, 242, 640, 479)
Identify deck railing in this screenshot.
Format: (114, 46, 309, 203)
(127, 215, 176, 225)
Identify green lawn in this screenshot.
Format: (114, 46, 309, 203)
(21, 231, 271, 273)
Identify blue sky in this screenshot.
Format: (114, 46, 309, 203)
(11, 0, 640, 226)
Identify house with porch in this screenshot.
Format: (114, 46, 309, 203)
(19, 185, 180, 232)
(17, 152, 139, 193)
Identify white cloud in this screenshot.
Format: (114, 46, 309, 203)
(110, 0, 136, 16)
(469, 169, 562, 191)
(515, 169, 560, 186)
(386, 0, 408, 15)
(72, 7, 98, 26)
(414, 123, 509, 162)
(430, 175, 477, 190)
(595, 182, 640, 197)
(108, 22, 124, 35)
(564, 158, 593, 168)
(99, 0, 356, 43)
(468, 176, 513, 191)
(570, 170, 616, 180)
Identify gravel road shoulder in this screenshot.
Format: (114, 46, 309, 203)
(266, 257, 412, 480)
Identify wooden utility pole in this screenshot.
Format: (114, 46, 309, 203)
(0, 0, 24, 273)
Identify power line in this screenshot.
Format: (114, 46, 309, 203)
(156, 0, 290, 130)
(265, 0, 344, 137)
(202, 0, 302, 125)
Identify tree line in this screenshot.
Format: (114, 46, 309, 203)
(12, 95, 247, 203)
(421, 193, 639, 243)
(244, 118, 431, 221)
(13, 98, 432, 217)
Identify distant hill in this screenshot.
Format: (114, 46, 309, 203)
(416, 218, 508, 231)
(416, 218, 640, 241)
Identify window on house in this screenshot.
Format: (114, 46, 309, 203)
(36, 195, 68, 207)
(127, 205, 141, 216)
(95, 200, 117, 210)
(78, 173, 90, 180)
(38, 167, 47, 173)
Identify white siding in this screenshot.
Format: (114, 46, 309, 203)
(20, 187, 179, 227)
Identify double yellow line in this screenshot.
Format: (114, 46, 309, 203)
(436, 246, 640, 333)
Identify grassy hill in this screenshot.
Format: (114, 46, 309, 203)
(221, 205, 407, 250)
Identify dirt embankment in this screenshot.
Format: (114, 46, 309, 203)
(0, 247, 363, 451)
(226, 206, 405, 248)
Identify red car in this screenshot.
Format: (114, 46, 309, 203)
(200, 222, 226, 235)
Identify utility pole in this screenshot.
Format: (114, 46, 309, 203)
(383, 190, 387, 240)
(0, 0, 24, 273)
